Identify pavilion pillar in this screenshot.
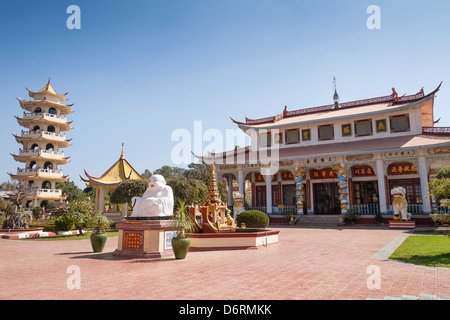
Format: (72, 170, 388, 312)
(238, 169, 244, 195)
(121, 202, 127, 217)
(376, 159, 387, 214)
(418, 156, 432, 214)
(98, 188, 106, 213)
(227, 176, 233, 206)
(265, 175, 272, 214)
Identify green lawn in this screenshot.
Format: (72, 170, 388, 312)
(389, 235, 450, 268)
(19, 230, 118, 241)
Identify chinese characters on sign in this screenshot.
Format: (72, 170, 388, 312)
(384, 150, 415, 158)
(123, 232, 143, 250)
(310, 168, 338, 179)
(352, 166, 375, 177)
(342, 124, 352, 137)
(388, 163, 417, 175)
(302, 129, 311, 141)
(375, 119, 387, 133)
(281, 171, 294, 181)
(302, 157, 336, 165)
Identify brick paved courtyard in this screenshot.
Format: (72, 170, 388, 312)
(1, 226, 449, 300)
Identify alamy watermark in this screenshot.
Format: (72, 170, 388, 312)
(67, 5, 81, 30)
(366, 5, 381, 30)
(66, 265, 81, 289)
(171, 121, 280, 176)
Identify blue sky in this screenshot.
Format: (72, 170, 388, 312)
(1, 0, 450, 188)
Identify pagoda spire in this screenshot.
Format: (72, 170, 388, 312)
(207, 163, 222, 204)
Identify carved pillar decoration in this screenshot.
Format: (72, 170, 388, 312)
(306, 180, 311, 210)
(332, 164, 348, 214)
(251, 182, 256, 207)
(294, 167, 307, 214)
(384, 176, 389, 210)
(348, 178, 354, 206)
(278, 181, 282, 206)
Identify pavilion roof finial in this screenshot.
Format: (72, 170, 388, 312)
(121, 142, 124, 159)
(333, 76, 340, 109)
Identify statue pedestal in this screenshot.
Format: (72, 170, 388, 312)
(389, 220, 416, 230)
(113, 219, 178, 259)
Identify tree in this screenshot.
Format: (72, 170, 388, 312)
(5, 180, 37, 213)
(110, 179, 147, 204)
(166, 178, 208, 208)
(429, 167, 450, 205)
(141, 169, 152, 180)
(57, 181, 87, 202)
(153, 165, 186, 180)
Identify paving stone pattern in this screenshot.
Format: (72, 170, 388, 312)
(0, 227, 449, 300)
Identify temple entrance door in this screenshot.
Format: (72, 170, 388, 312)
(255, 186, 266, 207)
(313, 182, 341, 215)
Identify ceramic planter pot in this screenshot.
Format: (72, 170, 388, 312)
(171, 237, 191, 259)
(90, 232, 107, 252)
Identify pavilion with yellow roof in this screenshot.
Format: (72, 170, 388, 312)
(81, 144, 142, 216)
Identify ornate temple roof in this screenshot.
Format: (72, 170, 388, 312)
(80, 145, 142, 187)
(231, 83, 441, 130)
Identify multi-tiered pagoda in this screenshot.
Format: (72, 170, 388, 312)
(9, 80, 73, 210)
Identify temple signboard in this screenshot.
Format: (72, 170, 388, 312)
(388, 163, 417, 175)
(352, 166, 375, 177)
(310, 168, 338, 179)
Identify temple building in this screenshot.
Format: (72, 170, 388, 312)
(81, 145, 143, 216)
(203, 82, 450, 223)
(9, 80, 73, 209)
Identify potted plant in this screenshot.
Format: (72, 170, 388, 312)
(374, 213, 383, 225)
(88, 213, 111, 252)
(345, 208, 360, 225)
(171, 200, 194, 259)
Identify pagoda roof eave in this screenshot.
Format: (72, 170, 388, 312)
(26, 80, 67, 101)
(81, 155, 143, 187)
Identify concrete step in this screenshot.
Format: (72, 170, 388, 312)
(296, 215, 341, 227)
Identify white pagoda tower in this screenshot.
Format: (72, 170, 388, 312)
(9, 79, 73, 209)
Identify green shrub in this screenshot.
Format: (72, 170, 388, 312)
(431, 213, 450, 225)
(54, 215, 75, 231)
(32, 206, 43, 219)
(236, 210, 270, 228)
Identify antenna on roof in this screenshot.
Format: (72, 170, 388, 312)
(333, 76, 340, 109)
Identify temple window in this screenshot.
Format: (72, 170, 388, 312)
(48, 107, 57, 115)
(354, 119, 373, 137)
(285, 129, 300, 144)
(318, 124, 334, 141)
(390, 114, 410, 133)
(259, 132, 271, 147)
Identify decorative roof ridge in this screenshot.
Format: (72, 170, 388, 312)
(239, 83, 441, 126)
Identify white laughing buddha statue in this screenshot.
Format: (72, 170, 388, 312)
(129, 174, 174, 218)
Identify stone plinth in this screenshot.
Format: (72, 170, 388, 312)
(187, 229, 279, 251)
(113, 218, 178, 258)
(389, 220, 416, 230)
